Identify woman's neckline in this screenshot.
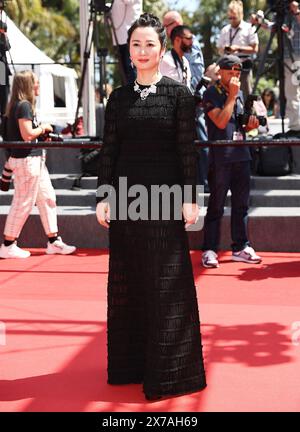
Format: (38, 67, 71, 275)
(135, 75, 164, 88)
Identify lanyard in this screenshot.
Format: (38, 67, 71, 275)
(229, 26, 241, 45)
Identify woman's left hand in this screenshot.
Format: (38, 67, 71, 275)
(182, 203, 200, 229)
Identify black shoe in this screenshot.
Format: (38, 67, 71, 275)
(145, 394, 163, 401)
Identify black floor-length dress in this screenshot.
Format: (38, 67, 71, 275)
(97, 76, 206, 398)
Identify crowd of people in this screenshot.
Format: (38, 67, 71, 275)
(1, 0, 300, 402)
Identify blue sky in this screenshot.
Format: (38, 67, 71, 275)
(166, 0, 199, 13)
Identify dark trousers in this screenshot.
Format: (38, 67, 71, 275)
(196, 108, 209, 191)
(202, 160, 251, 252)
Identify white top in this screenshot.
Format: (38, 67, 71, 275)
(110, 0, 143, 45)
(217, 20, 259, 56)
(160, 51, 192, 89)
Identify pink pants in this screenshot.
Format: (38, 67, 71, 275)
(4, 156, 58, 238)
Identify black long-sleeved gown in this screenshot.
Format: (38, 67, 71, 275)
(97, 76, 206, 399)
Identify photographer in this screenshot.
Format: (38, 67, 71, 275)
(201, 55, 262, 268)
(0, 70, 76, 259)
(110, 0, 143, 84)
(284, 1, 300, 132)
(217, 0, 259, 98)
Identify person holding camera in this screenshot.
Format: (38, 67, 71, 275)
(284, 1, 300, 132)
(201, 55, 262, 268)
(0, 70, 76, 259)
(217, 0, 259, 99)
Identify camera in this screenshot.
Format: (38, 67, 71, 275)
(194, 76, 212, 104)
(237, 94, 267, 127)
(93, 0, 113, 13)
(38, 131, 64, 142)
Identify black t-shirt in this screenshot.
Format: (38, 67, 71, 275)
(203, 84, 251, 164)
(7, 100, 43, 158)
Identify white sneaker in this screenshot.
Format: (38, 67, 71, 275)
(46, 237, 76, 255)
(232, 246, 262, 264)
(0, 242, 31, 259)
(202, 250, 219, 268)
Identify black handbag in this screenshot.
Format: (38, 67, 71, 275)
(257, 146, 293, 176)
(251, 133, 293, 176)
(242, 58, 253, 71)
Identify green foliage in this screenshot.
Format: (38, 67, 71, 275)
(6, 0, 79, 63)
(144, 0, 168, 19)
(254, 76, 277, 96)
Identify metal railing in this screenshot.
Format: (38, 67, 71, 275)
(1, 138, 300, 149)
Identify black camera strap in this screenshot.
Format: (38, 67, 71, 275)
(171, 49, 188, 85)
(229, 27, 241, 45)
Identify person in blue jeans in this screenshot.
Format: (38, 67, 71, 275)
(201, 54, 262, 268)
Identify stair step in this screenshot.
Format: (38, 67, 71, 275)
(1, 205, 300, 217)
(48, 174, 300, 190)
(2, 189, 300, 207)
(2, 174, 300, 191)
(251, 175, 300, 190)
(1, 206, 300, 251)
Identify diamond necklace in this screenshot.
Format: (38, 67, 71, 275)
(133, 75, 161, 100)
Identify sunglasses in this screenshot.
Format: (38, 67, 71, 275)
(165, 20, 176, 28)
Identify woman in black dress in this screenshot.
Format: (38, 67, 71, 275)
(96, 13, 206, 400)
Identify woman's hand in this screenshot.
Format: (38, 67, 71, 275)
(182, 203, 199, 229)
(19, 119, 53, 141)
(96, 201, 111, 228)
(40, 123, 53, 133)
(245, 115, 259, 131)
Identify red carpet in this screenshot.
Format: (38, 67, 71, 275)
(0, 249, 300, 412)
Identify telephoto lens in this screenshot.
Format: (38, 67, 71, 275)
(0, 162, 12, 192)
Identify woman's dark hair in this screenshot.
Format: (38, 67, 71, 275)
(170, 25, 191, 44)
(127, 13, 167, 48)
(261, 88, 276, 111)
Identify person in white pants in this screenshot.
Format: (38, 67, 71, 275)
(0, 70, 76, 259)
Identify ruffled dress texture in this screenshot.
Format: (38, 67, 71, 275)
(97, 76, 206, 398)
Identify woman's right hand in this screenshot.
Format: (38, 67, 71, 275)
(40, 123, 53, 133)
(96, 201, 111, 228)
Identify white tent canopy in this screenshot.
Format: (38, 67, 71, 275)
(5, 12, 78, 125)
